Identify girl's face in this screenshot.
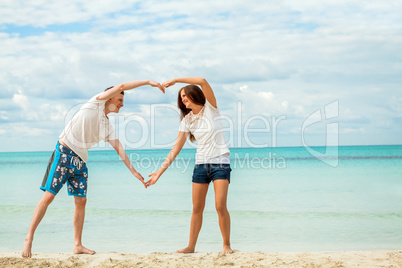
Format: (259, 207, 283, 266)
(180, 90, 193, 109)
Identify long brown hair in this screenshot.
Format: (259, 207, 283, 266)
(178, 85, 206, 142)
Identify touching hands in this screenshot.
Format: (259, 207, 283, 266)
(149, 80, 165, 94)
(162, 79, 176, 89)
(132, 171, 147, 188)
(145, 171, 162, 187)
(148, 78, 177, 94)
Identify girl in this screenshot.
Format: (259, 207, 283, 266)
(146, 77, 232, 253)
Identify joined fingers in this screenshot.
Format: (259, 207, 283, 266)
(162, 79, 175, 89)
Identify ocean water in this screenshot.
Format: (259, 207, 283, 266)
(1, 145, 401, 253)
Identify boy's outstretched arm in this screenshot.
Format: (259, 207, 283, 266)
(109, 139, 147, 188)
(97, 80, 165, 101)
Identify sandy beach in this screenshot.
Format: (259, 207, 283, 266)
(1, 250, 401, 268)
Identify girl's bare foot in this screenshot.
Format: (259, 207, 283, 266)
(223, 245, 233, 253)
(73, 245, 96, 255)
(176, 247, 195, 253)
(22, 239, 33, 258)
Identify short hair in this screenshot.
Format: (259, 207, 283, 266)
(104, 86, 124, 95)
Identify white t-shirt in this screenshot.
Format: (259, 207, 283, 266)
(59, 93, 117, 162)
(179, 100, 230, 164)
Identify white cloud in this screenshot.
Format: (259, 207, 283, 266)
(343, 128, 365, 134)
(1, 0, 402, 151)
(0, 111, 8, 121)
(239, 85, 249, 93)
(281, 101, 289, 110)
(258, 91, 274, 101)
(1, 124, 51, 137)
(0, 0, 140, 27)
(39, 104, 68, 121)
(293, 105, 306, 117)
(12, 93, 29, 108)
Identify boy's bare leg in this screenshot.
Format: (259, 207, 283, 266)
(73, 196, 95, 255)
(22, 191, 55, 258)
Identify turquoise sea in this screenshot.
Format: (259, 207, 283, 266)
(1, 145, 401, 253)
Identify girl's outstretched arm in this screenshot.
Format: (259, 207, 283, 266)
(146, 131, 188, 187)
(163, 77, 217, 108)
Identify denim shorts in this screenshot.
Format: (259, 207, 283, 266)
(40, 142, 88, 197)
(192, 164, 231, 184)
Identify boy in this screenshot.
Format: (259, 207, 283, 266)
(22, 80, 164, 258)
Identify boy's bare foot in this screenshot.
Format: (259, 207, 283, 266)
(73, 245, 96, 255)
(223, 245, 233, 253)
(176, 247, 195, 253)
(22, 239, 33, 258)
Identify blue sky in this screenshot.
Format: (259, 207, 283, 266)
(0, 0, 401, 152)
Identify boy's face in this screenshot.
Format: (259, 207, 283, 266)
(107, 94, 124, 113)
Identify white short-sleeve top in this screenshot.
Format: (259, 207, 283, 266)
(179, 100, 230, 164)
(59, 93, 116, 162)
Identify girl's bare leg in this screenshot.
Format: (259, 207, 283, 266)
(213, 179, 232, 253)
(177, 183, 209, 253)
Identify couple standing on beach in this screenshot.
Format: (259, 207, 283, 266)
(22, 77, 233, 258)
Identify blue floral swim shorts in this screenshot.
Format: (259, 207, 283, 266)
(40, 142, 88, 197)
